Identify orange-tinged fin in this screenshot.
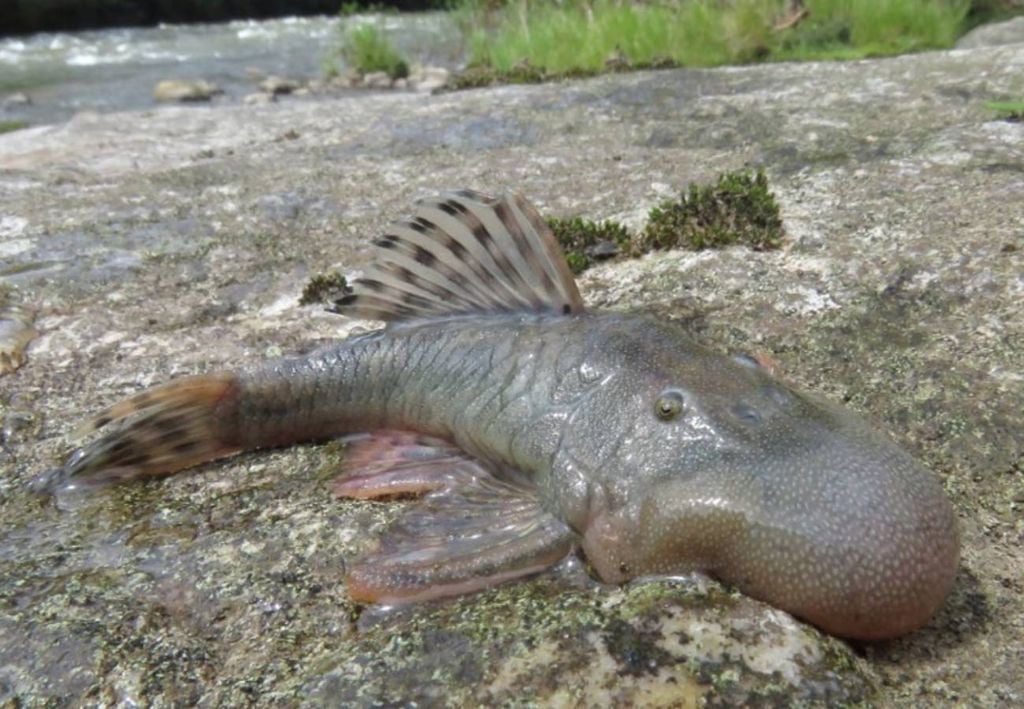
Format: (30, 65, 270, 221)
(332, 190, 585, 322)
(332, 430, 464, 499)
(41, 374, 242, 493)
(335, 431, 576, 603)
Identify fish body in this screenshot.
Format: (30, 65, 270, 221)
(44, 190, 959, 640)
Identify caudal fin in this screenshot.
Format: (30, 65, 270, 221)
(40, 373, 243, 493)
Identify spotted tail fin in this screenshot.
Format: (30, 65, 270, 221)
(39, 374, 243, 493)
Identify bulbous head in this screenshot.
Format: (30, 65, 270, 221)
(557, 315, 959, 640)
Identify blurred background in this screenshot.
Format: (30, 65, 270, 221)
(2, 1, 1023, 128)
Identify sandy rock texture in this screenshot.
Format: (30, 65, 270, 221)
(1, 36, 1022, 706)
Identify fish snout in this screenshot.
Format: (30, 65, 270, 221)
(741, 433, 961, 640)
(579, 433, 960, 640)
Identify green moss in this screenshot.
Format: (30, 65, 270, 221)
(445, 60, 578, 90)
(985, 100, 1024, 122)
(634, 169, 784, 254)
(300, 271, 351, 307)
(0, 120, 29, 134)
(547, 216, 631, 274)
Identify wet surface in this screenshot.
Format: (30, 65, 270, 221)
(0, 37, 1022, 706)
(0, 13, 462, 127)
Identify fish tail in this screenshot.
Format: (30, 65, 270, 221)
(47, 373, 245, 491)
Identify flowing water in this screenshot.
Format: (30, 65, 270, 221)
(0, 13, 463, 127)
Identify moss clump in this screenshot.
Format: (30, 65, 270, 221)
(446, 60, 580, 91)
(985, 100, 1024, 122)
(341, 24, 409, 81)
(300, 271, 352, 306)
(634, 169, 784, 254)
(547, 216, 631, 274)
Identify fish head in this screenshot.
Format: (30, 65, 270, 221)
(571, 318, 959, 640)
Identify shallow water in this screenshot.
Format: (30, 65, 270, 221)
(0, 13, 462, 126)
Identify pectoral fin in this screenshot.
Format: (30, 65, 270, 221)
(334, 432, 575, 604)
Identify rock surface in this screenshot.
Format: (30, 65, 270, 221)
(956, 15, 1024, 48)
(1, 39, 1022, 706)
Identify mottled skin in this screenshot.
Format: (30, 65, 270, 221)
(216, 311, 958, 640)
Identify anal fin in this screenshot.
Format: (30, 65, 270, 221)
(334, 432, 576, 604)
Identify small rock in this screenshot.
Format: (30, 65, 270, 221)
(605, 49, 630, 71)
(244, 92, 275, 106)
(410, 66, 450, 93)
(329, 75, 353, 89)
(153, 79, 222, 103)
(292, 88, 310, 97)
(2, 92, 31, 107)
(392, 78, 408, 90)
(362, 71, 392, 89)
(259, 75, 301, 95)
(586, 240, 621, 260)
(956, 16, 1024, 49)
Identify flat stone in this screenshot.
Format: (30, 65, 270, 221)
(152, 79, 221, 103)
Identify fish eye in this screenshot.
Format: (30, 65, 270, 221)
(654, 389, 685, 420)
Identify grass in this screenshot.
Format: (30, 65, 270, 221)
(457, 0, 973, 76)
(324, 15, 410, 81)
(0, 120, 29, 135)
(985, 100, 1024, 121)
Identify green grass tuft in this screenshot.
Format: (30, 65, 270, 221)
(635, 169, 784, 254)
(457, 0, 973, 78)
(343, 23, 410, 79)
(547, 216, 632, 274)
(985, 100, 1024, 121)
(0, 120, 29, 135)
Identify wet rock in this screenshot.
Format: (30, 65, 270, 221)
(2, 91, 31, 107)
(361, 71, 392, 89)
(586, 239, 621, 260)
(153, 79, 221, 103)
(1, 36, 1022, 708)
(244, 92, 275, 106)
(258, 75, 301, 96)
(408, 65, 450, 93)
(305, 579, 875, 705)
(956, 16, 1024, 48)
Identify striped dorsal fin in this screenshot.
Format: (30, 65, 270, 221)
(333, 189, 585, 321)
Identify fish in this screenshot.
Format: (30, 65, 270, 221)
(40, 189, 959, 640)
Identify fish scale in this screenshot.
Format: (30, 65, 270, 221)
(38, 189, 959, 640)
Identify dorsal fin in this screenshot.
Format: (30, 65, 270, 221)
(333, 189, 585, 321)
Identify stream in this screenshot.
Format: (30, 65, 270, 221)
(0, 12, 463, 127)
